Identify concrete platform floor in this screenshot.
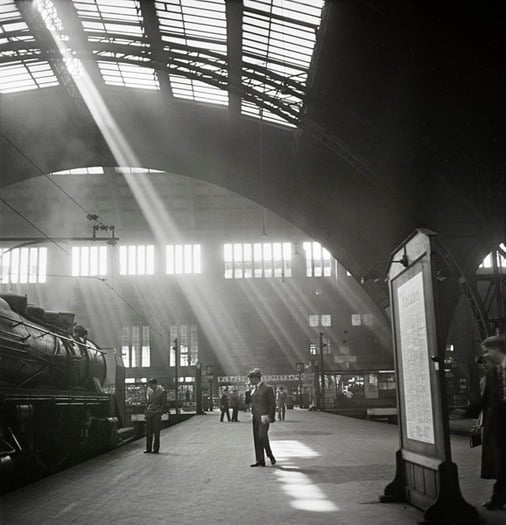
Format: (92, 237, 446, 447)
(0, 410, 503, 525)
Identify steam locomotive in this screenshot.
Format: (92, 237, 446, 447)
(0, 293, 131, 491)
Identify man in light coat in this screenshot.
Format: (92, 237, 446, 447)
(248, 368, 276, 467)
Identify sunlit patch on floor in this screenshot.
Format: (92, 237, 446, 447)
(273, 465, 339, 512)
(271, 443, 339, 512)
(271, 440, 321, 458)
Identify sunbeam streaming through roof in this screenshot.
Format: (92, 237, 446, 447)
(35, 0, 179, 248)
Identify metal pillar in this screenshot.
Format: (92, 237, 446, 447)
(174, 338, 179, 421)
(319, 332, 326, 410)
(195, 361, 203, 414)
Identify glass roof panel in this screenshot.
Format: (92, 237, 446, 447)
(156, 0, 228, 106)
(0, 59, 59, 94)
(1, 0, 324, 125)
(241, 0, 324, 126)
(241, 99, 296, 128)
(98, 60, 159, 90)
(0, 0, 59, 93)
(74, 0, 159, 90)
(169, 74, 228, 105)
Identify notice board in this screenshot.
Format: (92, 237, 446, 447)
(382, 229, 477, 524)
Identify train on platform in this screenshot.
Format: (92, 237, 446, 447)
(0, 293, 132, 492)
(324, 369, 398, 422)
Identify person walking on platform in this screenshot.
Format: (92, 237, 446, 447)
(247, 368, 276, 467)
(230, 389, 240, 422)
(144, 378, 166, 454)
(276, 386, 287, 421)
(479, 335, 506, 510)
(220, 387, 231, 422)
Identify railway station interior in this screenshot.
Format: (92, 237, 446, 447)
(0, 1, 505, 524)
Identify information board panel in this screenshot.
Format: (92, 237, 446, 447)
(382, 229, 477, 524)
(397, 271, 435, 444)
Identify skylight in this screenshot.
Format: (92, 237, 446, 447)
(156, 0, 228, 105)
(74, 0, 144, 42)
(0, 59, 59, 93)
(98, 60, 159, 90)
(75, 0, 160, 90)
(241, 0, 324, 126)
(0, 0, 324, 124)
(0, 0, 59, 93)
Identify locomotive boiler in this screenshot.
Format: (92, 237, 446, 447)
(0, 293, 129, 491)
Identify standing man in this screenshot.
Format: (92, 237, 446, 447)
(276, 386, 287, 421)
(144, 378, 166, 454)
(230, 389, 240, 422)
(219, 387, 231, 422)
(480, 336, 506, 510)
(248, 368, 276, 467)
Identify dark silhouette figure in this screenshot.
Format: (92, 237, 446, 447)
(144, 378, 166, 454)
(230, 389, 240, 422)
(247, 368, 276, 467)
(220, 388, 230, 422)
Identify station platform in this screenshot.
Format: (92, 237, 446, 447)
(0, 410, 503, 525)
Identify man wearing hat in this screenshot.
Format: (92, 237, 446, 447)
(247, 368, 276, 467)
(479, 336, 506, 510)
(144, 378, 167, 454)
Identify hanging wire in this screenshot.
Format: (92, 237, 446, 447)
(0, 199, 70, 255)
(258, 109, 268, 238)
(0, 130, 110, 230)
(0, 132, 171, 346)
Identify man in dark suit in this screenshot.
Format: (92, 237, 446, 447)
(480, 336, 506, 510)
(144, 378, 166, 454)
(247, 368, 276, 467)
(219, 387, 231, 422)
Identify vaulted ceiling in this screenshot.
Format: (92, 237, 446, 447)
(1, 1, 504, 313)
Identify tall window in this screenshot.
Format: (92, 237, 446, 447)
(303, 241, 332, 277)
(166, 244, 201, 274)
(72, 246, 107, 276)
(119, 245, 154, 275)
(0, 247, 47, 284)
(121, 325, 150, 368)
(224, 242, 291, 279)
(169, 324, 199, 367)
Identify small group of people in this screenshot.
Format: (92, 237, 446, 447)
(219, 383, 287, 424)
(219, 387, 240, 422)
(143, 368, 278, 469)
(140, 336, 504, 498)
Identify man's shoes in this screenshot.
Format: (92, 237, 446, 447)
(152, 451, 159, 454)
(143, 450, 152, 454)
(270, 457, 276, 466)
(483, 500, 505, 510)
(250, 462, 265, 467)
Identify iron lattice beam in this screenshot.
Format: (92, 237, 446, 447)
(15, 0, 85, 111)
(139, 0, 172, 96)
